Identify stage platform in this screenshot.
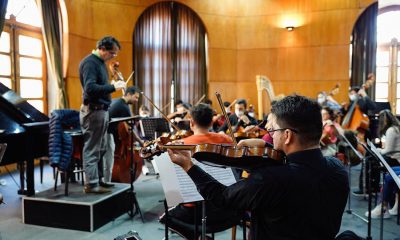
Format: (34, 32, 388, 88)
(22, 182, 131, 232)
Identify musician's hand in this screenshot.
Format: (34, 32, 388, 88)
(358, 88, 367, 97)
(167, 149, 193, 172)
(174, 117, 183, 123)
(113, 80, 126, 91)
(171, 139, 184, 145)
(240, 115, 250, 125)
(237, 139, 266, 148)
(244, 125, 257, 133)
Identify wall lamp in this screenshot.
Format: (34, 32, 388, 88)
(285, 26, 295, 31)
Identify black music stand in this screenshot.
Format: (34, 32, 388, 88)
(109, 116, 144, 222)
(139, 117, 170, 141)
(0, 143, 7, 204)
(334, 125, 369, 223)
(363, 140, 400, 240)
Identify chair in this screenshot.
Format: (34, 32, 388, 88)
(48, 109, 83, 196)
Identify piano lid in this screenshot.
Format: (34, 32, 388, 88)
(0, 82, 49, 123)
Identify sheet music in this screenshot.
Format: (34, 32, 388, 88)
(154, 152, 237, 207)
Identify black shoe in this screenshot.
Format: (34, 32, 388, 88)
(99, 182, 115, 188)
(352, 190, 365, 197)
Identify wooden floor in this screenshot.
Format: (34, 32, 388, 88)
(0, 164, 400, 240)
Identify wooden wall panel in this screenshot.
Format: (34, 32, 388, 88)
(64, 0, 377, 112)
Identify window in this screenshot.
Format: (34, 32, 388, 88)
(376, 8, 400, 114)
(133, 2, 207, 116)
(0, 0, 47, 113)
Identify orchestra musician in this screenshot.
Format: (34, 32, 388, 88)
(217, 99, 257, 133)
(79, 36, 126, 194)
(364, 109, 400, 218)
(139, 105, 151, 118)
(320, 107, 339, 157)
(168, 95, 349, 239)
(159, 103, 243, 239)
(102, 86, 142, 184)
(167, 100, 192, 130)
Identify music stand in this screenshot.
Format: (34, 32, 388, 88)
(139, 117, 170, 140)
(364, 140, 400, 240)
(0, 143, 7, 205)
(334, 125, 368, 223)
(109, 116, 144, 222)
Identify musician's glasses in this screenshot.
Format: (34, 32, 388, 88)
(267, 128, 298, 138)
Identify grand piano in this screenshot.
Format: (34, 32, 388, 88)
(0, 83, 49, 196)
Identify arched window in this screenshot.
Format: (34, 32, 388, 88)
(0, 0, 47, 113)
(133, 2, 207, 115)
(376, 6, 400, 113)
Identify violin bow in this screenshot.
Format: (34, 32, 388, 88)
(194, 94, 206, 106)
(215, 92, 237, 146)
(140, 92, 181, 132)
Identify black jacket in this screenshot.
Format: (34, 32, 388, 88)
(188, 149, 349, 240)
(218, 113, 258, 133)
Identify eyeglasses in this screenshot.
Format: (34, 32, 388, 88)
(267, 128, 298, 138)
(108, 50, 118, 56)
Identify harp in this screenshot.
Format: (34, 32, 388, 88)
(256, 75, 277, 120)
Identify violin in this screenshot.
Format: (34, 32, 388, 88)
(145, 143, 285, 170)
(140, 130, 193, 159)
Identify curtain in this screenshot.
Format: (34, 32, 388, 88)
(134, 2, 172, 116)
(350, 2, 378, 99)
(0, 0, 8, 37)
(175, 4, 207, 105)
(133, 2, 207, 116)
(37, 0, 69, 110)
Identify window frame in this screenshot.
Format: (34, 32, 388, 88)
(2, 15, 48, 114)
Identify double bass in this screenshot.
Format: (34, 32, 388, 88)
(111, 119, 143, 183)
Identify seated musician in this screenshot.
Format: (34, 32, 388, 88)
(167, 101, 192, 131)
(217, 99, 257, 133)
(317, 91, 341, 111)
(168, 95, 349, 239)
(211, 101, 231, 132)
(320, 106, 338, 157)
(159, 103, 243, 239)
(102, 86, 142, 184)
(138, 105, 151, 118)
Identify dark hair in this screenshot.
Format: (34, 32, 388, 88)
(96, 36, 121, 50)
(175, 100, 183, 107)
(124, 86, 139, 96)
(223, 101, 230, 107)
(349, 86, 360, 93)
(236, 99, 247, 109)
(139, 105, 149, 111)
(204, 99, 212, 105)
(183, 102, 192, 110)
(322, 106, 335, 121)
(190, 103, 213, 128)
(271, 95, 322, 145)
(378, 109, 400, 137)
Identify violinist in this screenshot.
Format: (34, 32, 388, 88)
(217, 99, 257, 133)
(160, 103, 242, 239)
(320, 107, 339, 157)
(79, 36, 126, 194)
(168, 95, 349, 239)
(212, 101, 231, 132)
(167, 100, 192, 130)
(102, 86, 143, 185)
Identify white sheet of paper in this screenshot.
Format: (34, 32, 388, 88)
(154, 152, 237, 207)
